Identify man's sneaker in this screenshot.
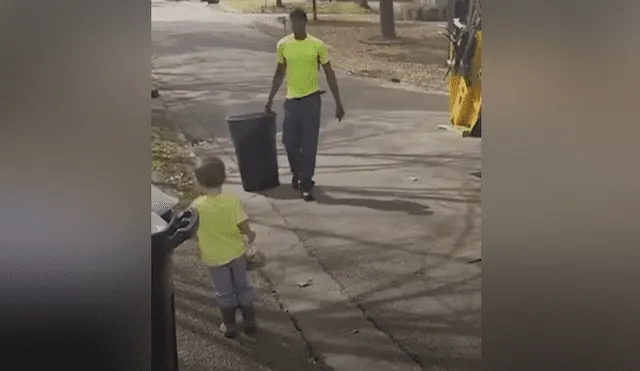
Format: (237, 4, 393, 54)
(292, 177, 314, 191)
(301, 191, 314, 202)
(299, 179, 315, 202)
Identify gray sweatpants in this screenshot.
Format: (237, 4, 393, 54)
(282, 92, 322, 186)
(208, 256, 256, 309)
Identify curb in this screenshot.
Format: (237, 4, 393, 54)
(152, 99, 194, 162)
(151, 99, 199, 204)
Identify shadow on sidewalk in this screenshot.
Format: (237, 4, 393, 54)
(260, 184, 434, 216)
(174, 299, 328, 371)
(314, 186, 434, 216)
(172, 265, 329, 371)
(173, 253, 481, 371)
(171, 235, 481, 371)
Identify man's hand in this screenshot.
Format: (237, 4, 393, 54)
(335, 102, 345, 122)
(265, 99, 273, 113)
(321, 62, 344, 122)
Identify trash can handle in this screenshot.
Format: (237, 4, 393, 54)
(166, 209, 199, 249)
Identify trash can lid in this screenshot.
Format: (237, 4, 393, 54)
(226, 111, 275, 123)
(152, 211, 168, 234)
(152, 184, 178, 215)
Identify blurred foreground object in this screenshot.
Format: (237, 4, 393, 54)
(439, 0, 481, 137)
(151, 185, 199, 371)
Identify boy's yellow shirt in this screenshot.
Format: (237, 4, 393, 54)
(191, 192, 248, 267)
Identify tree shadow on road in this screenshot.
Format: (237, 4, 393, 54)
(172, 239, 481, 371)
(174, 294, 328, 371)
(171, 243, 329, 371)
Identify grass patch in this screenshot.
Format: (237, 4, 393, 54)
(284, 2, 375, 15)
(226, 0, 376, 15)
(152, 107, 204, 207)
(292, 18, 449, 65)
(224, 0, 266, 13)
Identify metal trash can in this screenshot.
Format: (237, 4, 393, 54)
(226, 112, 280, 192)
(151, 185, 199, 371)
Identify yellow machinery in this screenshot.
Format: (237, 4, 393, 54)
(442, 0, 481, 137)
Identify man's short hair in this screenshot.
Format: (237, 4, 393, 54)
(194, 156, 226, 188)
(289, 7, 308, 21)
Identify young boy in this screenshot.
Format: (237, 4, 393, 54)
(191, 156, 257, 338)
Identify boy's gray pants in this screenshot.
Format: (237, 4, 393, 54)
(282, 92, 322, 186)
(208, 256, 255, 309)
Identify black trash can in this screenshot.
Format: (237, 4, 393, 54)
(226, 111, 280, 192)
(152, 207, 199, 371)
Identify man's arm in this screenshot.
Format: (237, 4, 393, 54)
(266, 42, 287, 111)
(319, 42, 344, 120)
(321, 62, 342, 105)
(266, 63, 286, 111)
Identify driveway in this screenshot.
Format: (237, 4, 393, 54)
(153, 2, 481, 370)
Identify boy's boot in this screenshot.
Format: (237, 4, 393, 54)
(219, 307, 237, 338)
(241, 305, 257, 334)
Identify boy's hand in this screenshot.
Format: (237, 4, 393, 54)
(247, 230, 257, 244)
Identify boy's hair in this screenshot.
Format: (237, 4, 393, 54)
(194, 156, 226, 188)
(289, 7, 307, 21)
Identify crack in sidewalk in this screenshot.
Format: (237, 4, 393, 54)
(256, 269, 332, 370)
(265, 201, 426, 370)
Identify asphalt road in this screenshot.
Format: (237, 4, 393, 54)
(153, 2, 480, 370)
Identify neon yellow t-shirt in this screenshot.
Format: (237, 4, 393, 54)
(191, 192, 248, 267)
(277, 34, 329, 99)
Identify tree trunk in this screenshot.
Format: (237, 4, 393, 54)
(357, 0, 370, 9)
(447, 0, 455, 32)
(275, 0, 283, 7)
(379, 0, 396, 39)
(311, 0, 318, 20)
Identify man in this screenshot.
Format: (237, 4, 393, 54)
(265, 7, 345, 202)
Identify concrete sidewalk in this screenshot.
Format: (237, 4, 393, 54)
(153, 2, 480, 370)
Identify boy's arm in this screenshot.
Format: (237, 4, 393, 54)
(238, 220, 256, 244)
(234, 197, 256, 243)
(187, 199, 200, 241)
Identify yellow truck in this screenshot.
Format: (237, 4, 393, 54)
(441, 0, 481, 137)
